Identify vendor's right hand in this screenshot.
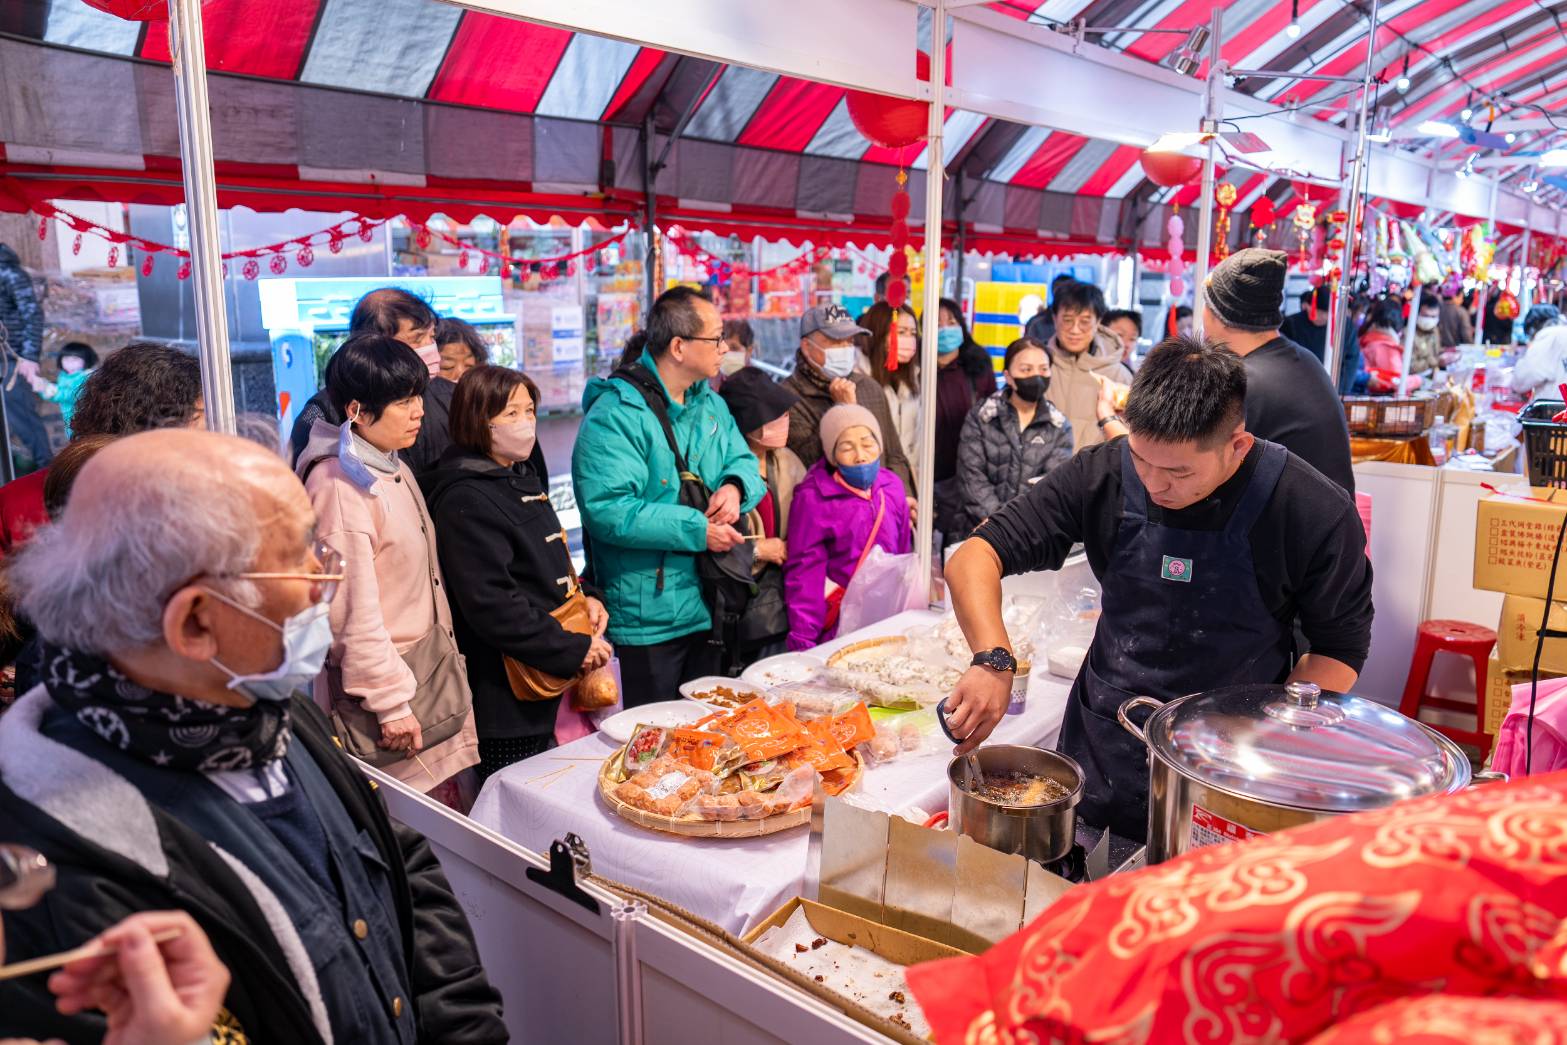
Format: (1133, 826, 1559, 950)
(379, 714, 423, 755)
(944, 665, 1012, 755)
(706, 522, 744, 552)
(582, 636, 614, 672)
(828, 378, 857, 405)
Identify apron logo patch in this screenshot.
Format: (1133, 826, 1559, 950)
(1161, 555, 1193, 582)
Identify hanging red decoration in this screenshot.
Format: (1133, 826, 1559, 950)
(544, 263, 559, 281)
(358, 222, 374, 244)
(458, 250, 470, 270)
(567, 259, 578, 277)
(139, 253, 153, 277)
(36, 217, 47, 241)
(176, 260, 191, 281)
(297, 245, 314, 268)
(1251, 197, 1277, 229)
(328, 233, 344, 255)
(478, 255, 491, 276)
(71, 233, 82, 256)
(106, 246, 118, 268)
(242, 259, 261, 281)
(1139, 148, 1203, 188)
(1496, 289, 1521, 320)
(845, 52, 934, 150)
(415, 226, 432, 250)
(1214, 182, 1238, 261)
(78, 0, 164, 19)
(269, 254, 288, 276)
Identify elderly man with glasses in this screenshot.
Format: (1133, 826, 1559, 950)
(0, 429, 506, 1045)
(1043, 280, 1132, 451)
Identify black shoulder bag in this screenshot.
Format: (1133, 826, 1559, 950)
(610, 363, 755, 665)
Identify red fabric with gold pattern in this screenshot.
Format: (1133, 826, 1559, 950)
(1305, 995, 1567, 1044)
(906, 771, 1567, 1044)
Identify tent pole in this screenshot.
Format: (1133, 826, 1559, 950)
(915, 0, 947, 604)
(953, 168, 967, 296)
(1190, 7, 1223, 339)
(167, 0, 234, 435)
(1325, 0, 1381, 391)
(1472, 175, 1501, 348)
(641, 116, 658, 315)
(1521, 202, 1535, 313)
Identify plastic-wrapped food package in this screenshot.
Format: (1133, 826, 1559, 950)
(859, 708, 937, 766)
(767, 680, 862, 721)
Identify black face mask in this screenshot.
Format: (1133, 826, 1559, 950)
(1011, 375, 1049, 403)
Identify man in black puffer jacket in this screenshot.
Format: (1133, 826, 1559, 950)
(0, 242, 54, 468)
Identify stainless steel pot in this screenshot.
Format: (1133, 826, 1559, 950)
(1118, 682, 1477, 865)
(946, 745, 1083, 865)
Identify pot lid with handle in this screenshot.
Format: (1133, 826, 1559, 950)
(1141, 682, 1471, 812)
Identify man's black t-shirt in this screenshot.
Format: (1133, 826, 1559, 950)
(974, 438, 1373, 671)
(1279, 311, 1327, 362)
(1241, 336, 1355, 496)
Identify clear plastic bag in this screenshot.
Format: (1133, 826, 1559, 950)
(767, 680, 861, 721)
(836, 546, 923, 637)
(858, 708, 938, 766)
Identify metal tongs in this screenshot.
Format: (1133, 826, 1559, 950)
(935, 696, 984, 790)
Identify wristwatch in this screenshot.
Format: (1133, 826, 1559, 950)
(1097, 413, 1123, 430)
(971, 647, 1018, 674)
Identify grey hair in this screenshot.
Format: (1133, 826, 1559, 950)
(9, 465, 264, 655)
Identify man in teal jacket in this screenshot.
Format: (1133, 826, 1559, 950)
(573, 287, 765, 708)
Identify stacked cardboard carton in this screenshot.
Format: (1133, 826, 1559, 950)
(1474, 488, 1567, 731)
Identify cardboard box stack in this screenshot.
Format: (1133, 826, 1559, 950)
(1474, 488, 1567, 732)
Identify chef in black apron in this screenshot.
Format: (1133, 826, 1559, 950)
(941, 335, 1374, 843)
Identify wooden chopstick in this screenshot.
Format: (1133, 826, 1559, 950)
(0, 927, 183, 981)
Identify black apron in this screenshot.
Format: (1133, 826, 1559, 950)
(1058, 439, 1293, 842)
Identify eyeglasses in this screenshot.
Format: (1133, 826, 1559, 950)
(681, 334, 726, 348)
(1056, 314, 1098, 332)
(224, 539, 346, 604)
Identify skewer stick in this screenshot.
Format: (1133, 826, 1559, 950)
(0, 927, 183, 981)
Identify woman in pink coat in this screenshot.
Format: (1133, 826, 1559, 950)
(297, 334, 479, 801)
(783, 404, 913, 650)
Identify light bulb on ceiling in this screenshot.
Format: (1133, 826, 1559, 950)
(1416, 120, 1460, 139)
(1540, 149, 1567, 168)
(1461, 91, 1473, 122)
(1395, 55, 1411, 93)
(1506, 132, 1517, 144)
(1285, 0, 1302, 39)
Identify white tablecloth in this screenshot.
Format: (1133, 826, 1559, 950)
(469, 609, 1073, 934)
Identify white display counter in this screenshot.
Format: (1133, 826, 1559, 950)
(469, 608, 1074, 934)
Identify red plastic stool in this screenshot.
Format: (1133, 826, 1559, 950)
(1398, 620, 1497, 759)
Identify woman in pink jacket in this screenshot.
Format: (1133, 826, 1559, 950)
(783, 404, 913, 651)
(297, 334, 479, 801)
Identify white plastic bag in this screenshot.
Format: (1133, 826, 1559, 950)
(836, 546, 922, 637)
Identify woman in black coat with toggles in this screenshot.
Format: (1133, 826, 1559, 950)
(422, 366, 613, 780)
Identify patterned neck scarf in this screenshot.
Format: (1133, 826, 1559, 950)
(40, 641, 291, 772)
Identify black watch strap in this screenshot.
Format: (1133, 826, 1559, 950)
(971, 647, 1017, 674)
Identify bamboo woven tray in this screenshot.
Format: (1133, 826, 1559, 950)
(597, 749, 862, 839)
(825, 635, 910, 668)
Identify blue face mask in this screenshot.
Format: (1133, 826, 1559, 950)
(937, 327, 964, 354)
(207, 598, 334, 704)
(337, 413, 380, 495)
(838, 459, 881, 490)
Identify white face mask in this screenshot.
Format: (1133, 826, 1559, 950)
(206, 594, 334, 704)
(718, 351, 748, 377)
(490, 417, 537, 462)
(820, 345, 857, 379)
(1416, 314, 1440, 331)
(411, 341, 441, 378)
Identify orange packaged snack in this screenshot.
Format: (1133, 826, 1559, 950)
(826, 702, 876, 750)
(715, 698, 809, 762)
(800, 718, 856, 773)
(818, 765, 857, 796)
(665, 728, 730, 772)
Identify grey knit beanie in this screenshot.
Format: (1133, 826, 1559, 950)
(1205, 247, 1288, 332)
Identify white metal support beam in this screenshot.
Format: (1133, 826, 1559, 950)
(914, 0, 947, 602)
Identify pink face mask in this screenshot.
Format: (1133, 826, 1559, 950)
(412, 341, 441, 378)
(755, 414, 790, 449)
(490, 417, 537, 462)
(896, 334, 917, 365)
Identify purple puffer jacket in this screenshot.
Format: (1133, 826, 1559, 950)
(783, 460, 912, 651)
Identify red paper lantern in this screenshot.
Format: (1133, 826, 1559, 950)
(269, 254, 288, 275)
(845, 53, 933, 150)
(242, 259, 260, 281)
(176, 260, 191, 281)
(328, 233, 344, 255)
(1139, 148, 1203, 188)
(886, 280, 908, 309)
(297, 245, 314, 268)
(79, 0, 164, 18)
(1251, 198, 1276, 228)
(888, 250, 909, 279)
(140, 254, 154, 277)
(1496, 290, 1521, 320)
